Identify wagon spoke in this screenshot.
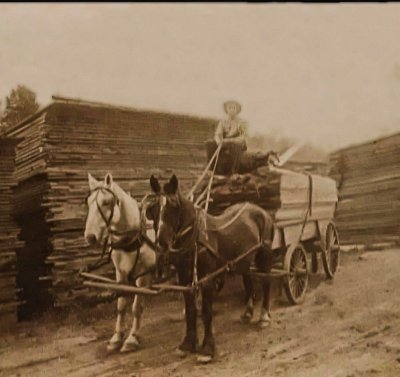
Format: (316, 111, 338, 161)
(289, 276, 296, 291)
(297, 278, 305, 297)
(296, 279, 304, 296)
(299, 279, 305, 294)
(291, 278, 298, 296)
(293, 284, 299, 298)
(291, 251, 298, 270)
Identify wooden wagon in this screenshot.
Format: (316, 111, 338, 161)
(177, 161, 339, 305)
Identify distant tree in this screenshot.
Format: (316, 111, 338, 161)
(1, 85, 40, 130)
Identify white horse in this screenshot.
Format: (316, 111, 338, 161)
(84, 172, 156, 353)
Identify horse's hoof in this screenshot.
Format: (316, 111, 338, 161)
(175, 348, 189, 358)
(240, 314, 252, 324)
(107, 332, 124, 351)
(258, 319, 271, 329)
(107, 340, 123, 352)
(120, 338, 140, 353)
(259, 310, 272, 328)
(197, 354, 213, 364)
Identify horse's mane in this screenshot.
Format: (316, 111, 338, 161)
(177, 191, 197, 221)
(110, 181, 141, 230)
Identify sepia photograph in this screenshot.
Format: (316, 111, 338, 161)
(1, 3, 400, 376)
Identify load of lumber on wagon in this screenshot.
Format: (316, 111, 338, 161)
(196, 143, 338, 248)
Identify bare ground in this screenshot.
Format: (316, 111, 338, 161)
(1, 249, 400, 377)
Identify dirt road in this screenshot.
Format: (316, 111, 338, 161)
(1, 249, 400, 377)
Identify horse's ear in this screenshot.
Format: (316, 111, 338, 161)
(104, 172, 113, 187)
(170, 175, 178, 192)
(150, 175, 161, 194)
(164, 174, 178, 194)
(88, 173, 99, 191)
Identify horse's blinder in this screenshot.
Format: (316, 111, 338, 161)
(86, 187, 120, 231)
(162, 193, 199, 255)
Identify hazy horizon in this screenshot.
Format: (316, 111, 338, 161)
(1, 3, 400, 152)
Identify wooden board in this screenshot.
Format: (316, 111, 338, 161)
(329, 132, 400, 244)
(0, 139, 22, 323)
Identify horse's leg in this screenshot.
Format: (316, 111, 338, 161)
(257, 246, 273, 328)
(198, 282, 215, 363)
(120, 274, 151, 353)
(108, 268, 129, 351)
(176, 264, 198, 356)
(182, 290, 201, 319)
(240, 274, 254, 323)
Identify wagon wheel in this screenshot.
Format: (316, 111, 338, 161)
(321, 222, 340, 279)
(283, 243, 309, 305)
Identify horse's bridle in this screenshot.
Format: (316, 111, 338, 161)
(84, 187, 144, 273)
(159, 193, 199, 255)
(156, 193, 202, 290)
(92, 187, 119, 232)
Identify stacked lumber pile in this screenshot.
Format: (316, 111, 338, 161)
(5, 111, 53, 319)
(329, 133, 400, 245)
(199, 165, 338, 247)
(0, 139, 24, 322)
(6, 96, 215, 311)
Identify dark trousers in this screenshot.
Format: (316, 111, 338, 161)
(205, 139, 246, 175)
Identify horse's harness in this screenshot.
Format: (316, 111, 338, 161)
(161, 197, 281, 283)
(84, 187, 156, 281)
(154, 193, 203, 288)
(159, 194, 238, 289)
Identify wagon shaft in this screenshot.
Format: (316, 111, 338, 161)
(80, 272, 115, 284)
(250, 269, 288, 280)
(151, 283, 193, 292)
(196, 242, 262, 287)
(83, 281, 161, 296)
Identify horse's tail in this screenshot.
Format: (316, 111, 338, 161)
(259, 209, 274, 250)
(254, 208, 274, 272)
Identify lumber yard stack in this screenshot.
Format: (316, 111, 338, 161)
(0, 138, 24, 323)
(329, 132, 400, 245)
(6, 96, 215, 314)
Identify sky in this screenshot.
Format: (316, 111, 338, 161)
(1, 3, 400, 151)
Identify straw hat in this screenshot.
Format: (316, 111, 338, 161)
(223, 100, 242, 115)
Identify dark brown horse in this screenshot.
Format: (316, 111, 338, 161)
(148, 175, 275, 363)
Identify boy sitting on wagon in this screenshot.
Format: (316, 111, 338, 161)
(206, 100, 278, 176)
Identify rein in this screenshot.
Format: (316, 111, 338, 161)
(83, 187, 118, 272)
(167, 198, 200, 255)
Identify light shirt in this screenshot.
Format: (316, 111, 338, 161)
(214, 117, 248, 144)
